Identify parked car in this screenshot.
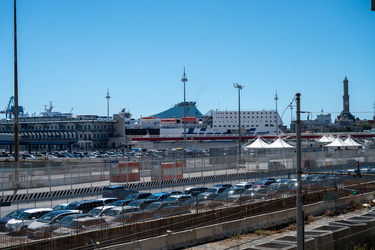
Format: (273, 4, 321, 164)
(163, 194, 193, 205)
(251, 180, 273, 188)
(184, 187, 208, 197)
(146, 192, 172, 202)
(0, 208, 30, 232)
(64, 200, 103, 213)
(164, 191, 183, 195)
(27, 210, 79, 238)
(100, 206, 142, 221)
(52, 203, 69, 211)
(5, 208, 53, 234)
(127, 199, 158, 210)
(107, 192, 152, 206)
(197, 187, 228, 201)
(208, 188, 246, 204)
(52, 217, 107, 236)
(95, 198, 118, 205)
(212, 184, 233, 189)
(88, 206, 116, 217)
(47, 213, 94, 236)
(233, 182, 253, 189)
(143, 201, 172, 213)
(151, 206, 191, 219)
(102, 185, 138, 200)
(111, 211, 146, 224)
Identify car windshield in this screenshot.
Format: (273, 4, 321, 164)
(110, 200, 125, 206)
(36, 213, 55, 223)
(88, 208, 104, 216)
(58, 215, 84, 225)
(6, 209, 24, 218)
(145, 203, 161, 210)
(243, 189, 256, 195)
(164, 197, 178, 202)
(206, 188, 218, 193)
(17, 212, 34, 220)
(101, 209, 120, 217)
(125, 193, 139, 200)
(65, 204, 78, 210)
(183, 198, 197, 204)
(147, 194, 162, 200)
(276, 178, 289, 184)
(127, 201, 140, 207)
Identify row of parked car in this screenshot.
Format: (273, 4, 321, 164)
(0, 175, 324, 239)
(0, 198, 118, 238)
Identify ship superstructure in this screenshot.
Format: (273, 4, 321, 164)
(124, 102, 283, 137)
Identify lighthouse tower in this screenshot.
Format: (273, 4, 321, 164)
(336, 77, 355, 126)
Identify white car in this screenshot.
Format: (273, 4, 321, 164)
(6, 208, 53, 233)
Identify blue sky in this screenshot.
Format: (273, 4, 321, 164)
(0, 0, 374, 127)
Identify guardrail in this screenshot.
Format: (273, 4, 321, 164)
(0, 172, 264, 204)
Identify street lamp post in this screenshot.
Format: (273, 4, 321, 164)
(181, 68, 188, 157)
(233, 83, 244, 158)
(274, 91, 279, 135)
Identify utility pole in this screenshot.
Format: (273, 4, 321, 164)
(296, 93, 304, 250)
(233, 83, 244, 158)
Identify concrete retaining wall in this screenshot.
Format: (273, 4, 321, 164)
(100, 192, 375, 250)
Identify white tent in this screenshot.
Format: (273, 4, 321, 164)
(264, 137, 295, 149)
(243, 137, 269, 149)
(324, 136, 347, 147)
(343, 136, 363, 147)
(317, 134, 335, 143)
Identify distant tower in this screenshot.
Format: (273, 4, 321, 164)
(106, 89, 111, 119)
(335, 77, 355, 126)
(343, 77, 350, 113)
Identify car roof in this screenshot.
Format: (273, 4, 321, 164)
(44, 210, 76, 216)
(54, 203, 69, 206)
(168, 194, 191, 198)
(151, 192, 170, 196)
(22, 208, 53, 213)
(68, 199, 102, 205)
(109, 206, 137, 211)
(62, 214, 92, 219)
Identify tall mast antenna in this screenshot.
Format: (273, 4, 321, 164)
(106, 88, 111, 119)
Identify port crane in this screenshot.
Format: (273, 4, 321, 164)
(0, 96, 24, 118)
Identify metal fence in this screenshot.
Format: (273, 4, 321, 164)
(1, 148, 374, 196)
(0, 180, 374, 249)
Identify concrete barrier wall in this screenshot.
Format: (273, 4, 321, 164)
(100, 191, 375, 250)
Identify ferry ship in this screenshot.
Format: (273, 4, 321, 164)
(124, 102, 283, 137)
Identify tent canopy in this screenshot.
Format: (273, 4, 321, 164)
(264, 137, 295, 149)
(243, 137, 269, 149)
(324, 137, 346, 147)
(317, 134, 335, 143)
(343, 135, 363, 147)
